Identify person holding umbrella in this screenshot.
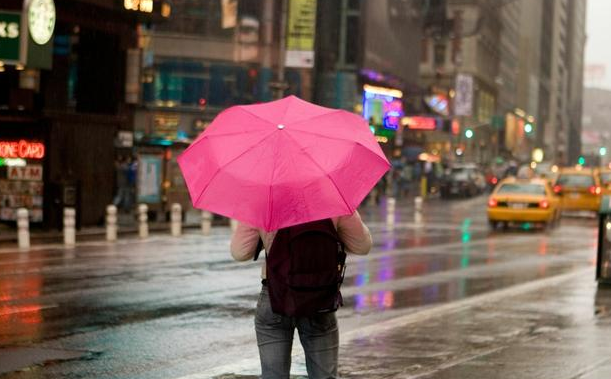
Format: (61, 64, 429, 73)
(177, 95, 390, 378)
(231, 212, 372, 378)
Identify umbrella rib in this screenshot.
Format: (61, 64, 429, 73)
(192, 129, 277, 207)
(282, 131, 354, 215)
(236, 106, 282, 125)
(288, 128, 371, 146)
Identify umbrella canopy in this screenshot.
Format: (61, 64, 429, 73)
(177, 95, 390, 231)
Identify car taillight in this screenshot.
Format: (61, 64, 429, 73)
(589, 186, 602, 195)
(488, 198, 498, 207)
(553, 185, 562, 194)
(539, 200, 549, 209)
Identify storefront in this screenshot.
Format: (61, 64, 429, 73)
(361, 83, 405, 159)
(0, 138, 46, 223)
(0, 0, 162, 228)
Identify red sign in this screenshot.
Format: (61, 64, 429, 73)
(0, 140, 45, 159)
(407, 117, 437, 130)
(452, 119, 460, 135)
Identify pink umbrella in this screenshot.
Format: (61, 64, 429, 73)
(177, 95, 390, 231)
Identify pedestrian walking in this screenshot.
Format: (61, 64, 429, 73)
(177, 95, 389, 378)
(230, 212, 372, 378)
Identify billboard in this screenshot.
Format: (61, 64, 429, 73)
(454, 73, 473, 116)
(285, 0, 317, 68)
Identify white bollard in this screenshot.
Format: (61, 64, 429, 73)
(201, 211, 212, 236)
(414, 196, 424, 225)
(171, 203, 182, 237)
(386, 197, 396, 226)
(230, 218, 238, 232)
(17, 208, 30, 250)
(138, 203, 149, 238)
(63, 207, 76, 247)
(106, 205, 118, 242)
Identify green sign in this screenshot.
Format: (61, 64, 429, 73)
(0, 11, 21, 62)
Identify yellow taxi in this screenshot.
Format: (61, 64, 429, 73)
(554, 167, 601, 212)
(487, 177, 560, 229)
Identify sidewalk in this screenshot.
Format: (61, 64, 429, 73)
(0, 209, 227, 247)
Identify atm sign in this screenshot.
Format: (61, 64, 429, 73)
(8, 164, 43, 181)
(0, 140, 45, 159)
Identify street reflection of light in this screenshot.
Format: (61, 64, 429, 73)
(354, 293, 368, 311)
(381, 291, 394, 308)
(461, 218, 472, 243)
(461, 244, 470, 268)
(422, 284, 440, 304)
(355, 272, 370, 286)
(538, 239, 548, 255)
(378, 256, 394, 282)
(522, 222, 532, 230)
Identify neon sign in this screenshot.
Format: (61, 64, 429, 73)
(0, 140, 45, 159)
(404, 116, 437, 130)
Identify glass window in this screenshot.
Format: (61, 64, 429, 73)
(497, 183, 547, 195)
(600, 173, 611, 184)
(556, 174, 594, 188)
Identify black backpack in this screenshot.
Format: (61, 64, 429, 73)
(265, 218, 346, 317)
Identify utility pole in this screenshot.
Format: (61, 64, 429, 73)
(270, 0, 289, 100)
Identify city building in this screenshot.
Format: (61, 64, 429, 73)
(419, 0, 501, 165)
(566, 0, 587, 164)
(0, 0, 163, 229)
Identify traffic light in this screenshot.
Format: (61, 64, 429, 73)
(464, 129, 474, 139)
(600, 147, 607, 156)
(578, 156, 586, 165)
(524, 123, 533, 134)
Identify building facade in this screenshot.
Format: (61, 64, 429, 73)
(0, 0, 160, 229)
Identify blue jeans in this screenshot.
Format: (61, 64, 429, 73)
(255, 285, 339, 379)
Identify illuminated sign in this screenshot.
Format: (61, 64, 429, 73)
(27, 0, 56, 45)
(425, 95, 449, 116)
(403, 116, 437, 131)
(363, 84, 403, 99)
(0, 11, 20, 62)
(124, 0, 153, 13)
(0, 140, 45, 159)
(363, 88, 404, 131)
(8, 164, 43, 181)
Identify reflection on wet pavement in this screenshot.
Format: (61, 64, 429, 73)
(0, 197, 601, 378)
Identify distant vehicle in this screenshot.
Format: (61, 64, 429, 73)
(487, 177, 561, 230)
(440, 164, 486, 198)
(598, 168, 611, 196)
(554, 167, 601, 213)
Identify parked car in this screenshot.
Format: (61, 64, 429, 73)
(440, 164, 486, 198)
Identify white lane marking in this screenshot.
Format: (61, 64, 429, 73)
(171, 267, 592, 379)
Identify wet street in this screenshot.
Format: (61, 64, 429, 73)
(0, 196, 603, 378)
